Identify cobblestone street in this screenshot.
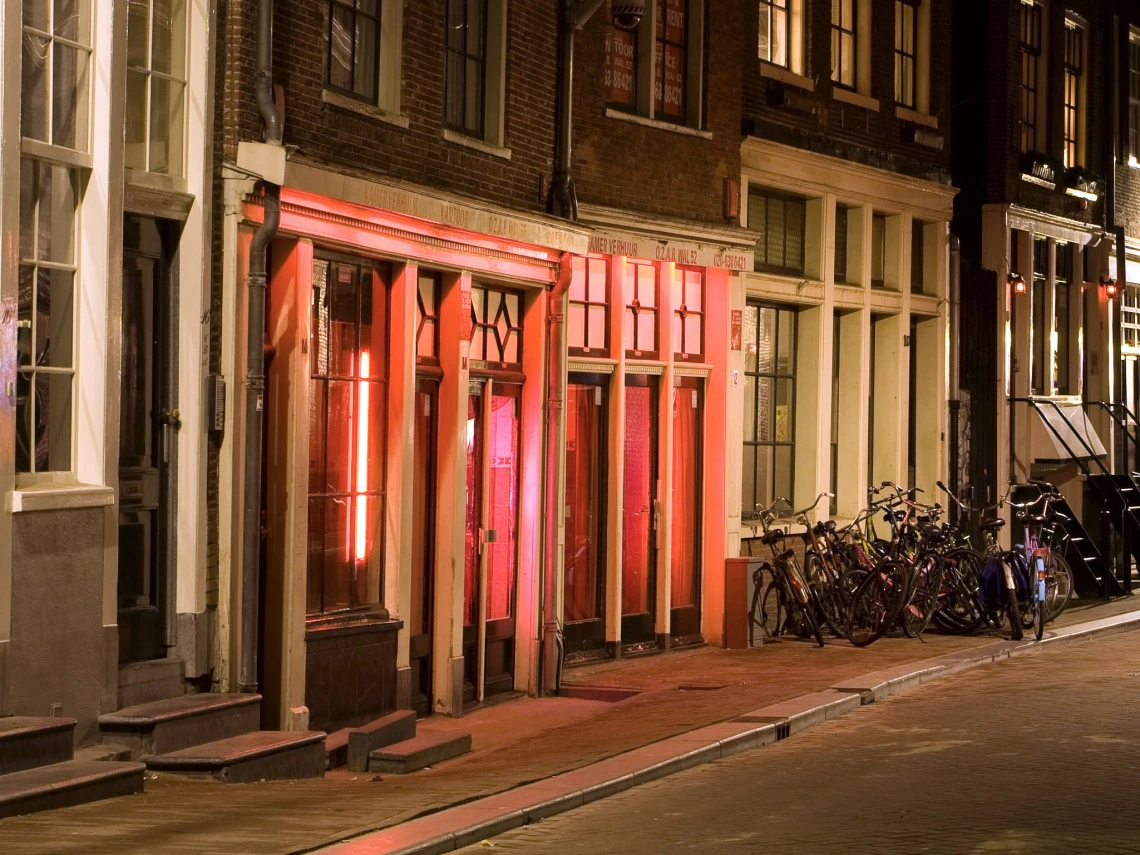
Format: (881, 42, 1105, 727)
(455, 631, 1140, 855)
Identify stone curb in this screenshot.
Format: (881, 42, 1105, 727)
(316, 607, 1140, 855)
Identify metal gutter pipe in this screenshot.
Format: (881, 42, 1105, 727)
(238, 0, 282, 694)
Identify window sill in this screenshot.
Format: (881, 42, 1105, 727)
(895, 105, 937, 129)
(604, 108, 713, 139)
(321, 89, 410, 129)
(760, 62, 814, 92)
(8, 483, 115, 513)
(441, 128, 512, 160)
(832, 87, 880, 112)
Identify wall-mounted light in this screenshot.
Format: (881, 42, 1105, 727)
(1100, 276, 1119, 299)
(1009, 272, 1027, 295)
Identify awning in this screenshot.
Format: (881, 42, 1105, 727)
(1034, 403, 1107, 461)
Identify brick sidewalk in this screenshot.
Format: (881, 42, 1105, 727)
(1, 596, 1135, 855)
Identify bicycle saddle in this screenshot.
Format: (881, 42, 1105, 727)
(761, 530, 785, 546)
(1018, 514, 1049, 526)
(980, 518, 1006, 532)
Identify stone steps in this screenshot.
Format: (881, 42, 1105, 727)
(0, 760, 145, 819)
(347, 710, 417, 772)
(0, 717, 76, 776)
(368, 730, 471, 774)
(145, 731, 327, 783)
(98, 693, 261, 759)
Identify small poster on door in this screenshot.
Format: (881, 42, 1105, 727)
(731, 309, 742, 351)
(460, 283, 473, 342)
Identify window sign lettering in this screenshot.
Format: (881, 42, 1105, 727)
(607, 26, 637, 107)
(655, 0, 686, 119)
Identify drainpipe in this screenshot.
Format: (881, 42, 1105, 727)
(541, 253, 573, 695)
(550, 0, 581, 220)
(238, 0, 282, 694)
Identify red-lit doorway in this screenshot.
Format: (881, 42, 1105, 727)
(463, 380, 521, 702)
(622, 375, 658, 648)
(563, 373, 608, 661)
(410, 377, 437, 714)
(670, 377, 703, 642)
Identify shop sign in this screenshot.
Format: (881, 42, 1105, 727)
(587, 229, 752, 272)
(730, 310, 742, 351)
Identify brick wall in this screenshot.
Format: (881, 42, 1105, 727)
(569, 1, 747, 226)
(1116, 6, 1140, 241)
(742, 0, 953, 185)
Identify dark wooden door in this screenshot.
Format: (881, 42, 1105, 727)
(563, 374, 608, 659)
(669, 378, 703, 641)
(621, 375, 658, 646)
(117, 216, 176, 663)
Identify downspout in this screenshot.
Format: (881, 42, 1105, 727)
(1105, 0, 1126, 475)
(550, 0, 579, 220)
(541, 253, 573, 695)
(238, 0, 282, 694)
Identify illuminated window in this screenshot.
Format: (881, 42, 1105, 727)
(307, 257, 389, 615)
(1063, 18, 1083, 168)
(569, 256, 609, 355)
(1130, 33, 1140, 162)
(1019, 0, 1043, 154)
(894, 0, 917, 108)
(126, 0, 187, 175)
(623, 261, 658, 358)
(1053, 242, 1072, 394)
(759, 0, 790, 69)
(445, 0, 487, 136)
(1030, 237, 1048, 396)
(470, 285, 522, 367)
(672, 268, 704, 361)
(831, 0, 856, 89)
(415, 271, 440, 364)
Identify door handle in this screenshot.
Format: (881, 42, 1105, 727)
(159, 408, 182, 430)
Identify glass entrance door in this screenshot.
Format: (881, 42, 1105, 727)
(117, 215, 176, 663)
(463, 379, 521, 702)
(410, 378, 437, 714)
(563, 374, 608, 659)
(670, 378, 703, 640)
(622, 375, 658, 646)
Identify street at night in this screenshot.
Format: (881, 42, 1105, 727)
(456, 631, 1140, 855)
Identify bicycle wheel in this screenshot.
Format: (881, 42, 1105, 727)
(1033, 596, 1046, 640)
(934, 548, 986, 635)
(805, 552, 844, 637)
(761, 580, 784, 638)
(846, 569, 893, 647)
(1005, 568, 1024, 641)
(748, 568, 766, 646)
(901, 555, 944, 638)
(793, 596, 825, 647)
(1044, 551, 1074, 622)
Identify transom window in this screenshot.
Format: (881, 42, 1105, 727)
(749, 189, 806, 276)
(758, 0, 790, 68)
(470, 285, 522, 367)
(444, 0, 487, 136)
(1130, 34, 1140, 162)
(831, 0, 856, 89)
(127, 0, 188, 175)
(742, 304, 797, 518)
(1062, 19, 1083, 168)
(17, 160, 80, 475)
(654, 0, 688, 120)
(623, 261, 658, 358)
(606, 23, 638, 109)
(672, 268, 704, 361)
(894, 0, 917, 108)
(569, 256, 609, 355)
(307, 258, 389, 615)
(415, 271, 440, 364)
(327, 0, 380, 102)
(1019, 0, 1043, 154)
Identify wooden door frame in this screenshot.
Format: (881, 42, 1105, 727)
(621, 373, 659, 648)
(669, 375, 703, 642)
